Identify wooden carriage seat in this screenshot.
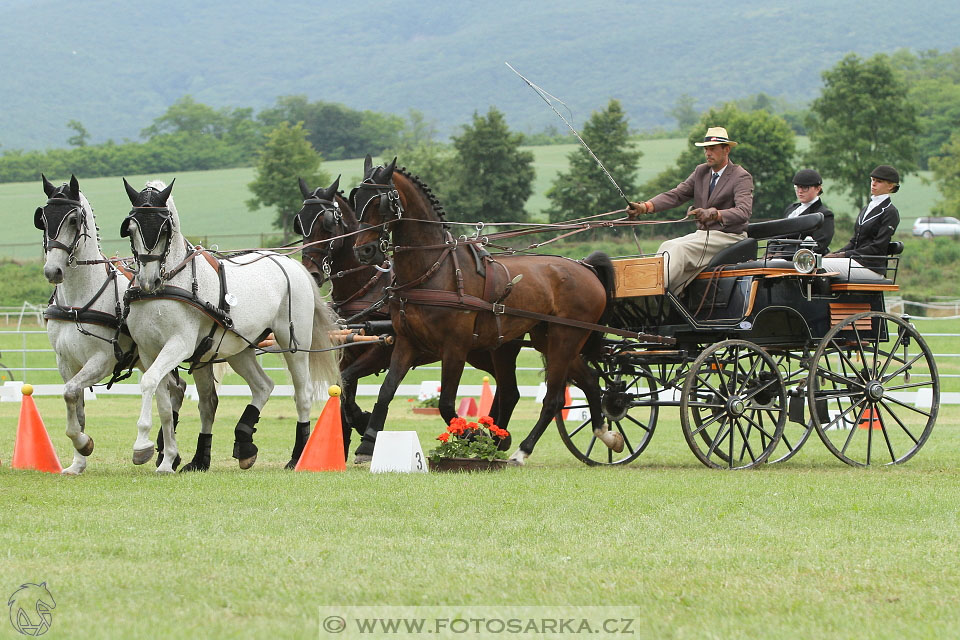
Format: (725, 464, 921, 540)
(705, 213, 825, 269)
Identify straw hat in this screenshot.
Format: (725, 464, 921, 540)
(695, 127, 738, 147)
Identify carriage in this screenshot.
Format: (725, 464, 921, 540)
(554, 212, 939, 469)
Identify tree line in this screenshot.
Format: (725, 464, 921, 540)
(5, 48, 960, 234)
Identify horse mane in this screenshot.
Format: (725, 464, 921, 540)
(77, 191, 103, 249)
(395, 167, 448, 224)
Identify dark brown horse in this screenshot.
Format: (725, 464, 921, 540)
(294, 177, 521, 461)
(351, 157, 623, 464)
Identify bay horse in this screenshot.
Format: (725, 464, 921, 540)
(119, 179, 341, 473)
(295, 176, 521, 461)
(350, 157, 623, 464)
(34, 174, 185, 475)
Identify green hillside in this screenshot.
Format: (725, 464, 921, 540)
(2, 0, 959, 150)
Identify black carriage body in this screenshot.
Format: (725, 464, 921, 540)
(608, 268, 890, 352)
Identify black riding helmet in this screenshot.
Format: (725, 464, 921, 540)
(870, 165, 900, 192)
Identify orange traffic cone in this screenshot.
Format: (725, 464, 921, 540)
(858, 406, 882, 430)
(457, 396, 479, 417)
(295, 386, 346, 472)
(12, 384, 62, 473)
(561, 386, 572, 420)
(478, 376, 494, 417)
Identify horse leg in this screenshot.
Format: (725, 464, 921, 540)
(510, 329, 588, 465)
(180, 365, 219, 472)
(488, 343, 523, 449)
(339, 346, 389, 459)
(157, 371, 187, 469)
(225, 349, 274, 469)
(568, 358, 623, 452)
(133, 344, 192, 465)
(59, 355, 111, 475)
(280, 349, 313, 470)
(154, 376, 179, 474)
(437, 352, 468, 425)
(353, 338, 419, 463)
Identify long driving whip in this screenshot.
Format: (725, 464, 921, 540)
(505, 62, 631, 208)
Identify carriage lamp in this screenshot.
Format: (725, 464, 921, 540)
(792, 248, 819, 274)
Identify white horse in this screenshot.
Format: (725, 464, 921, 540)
(119, 178, 341, 473)
(35, 175, 186, 475)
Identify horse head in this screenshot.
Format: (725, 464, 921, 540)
(294, 175, 353, 284)
(120, 178, 177, 292)
(36, 174, 91, 283)
(352, 156, 401, 266)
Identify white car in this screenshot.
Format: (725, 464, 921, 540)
(912, 216, 960, 238)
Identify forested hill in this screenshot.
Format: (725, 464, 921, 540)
(2, 0, 959, 150)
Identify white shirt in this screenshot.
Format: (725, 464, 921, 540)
(859, 194, 890, 224)
(788, 196, 820, 218)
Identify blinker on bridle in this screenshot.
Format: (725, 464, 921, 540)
(35, 195, 87, 261)
(120, 205, 174, 263)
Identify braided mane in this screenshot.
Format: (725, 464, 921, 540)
(396, 166, 448, 223)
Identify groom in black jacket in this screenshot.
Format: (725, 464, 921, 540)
(781, 169, 834, 254)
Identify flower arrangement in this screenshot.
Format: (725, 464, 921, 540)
(428, 416, 510, 463)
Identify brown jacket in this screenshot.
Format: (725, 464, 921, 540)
(649, 162, 754, 234)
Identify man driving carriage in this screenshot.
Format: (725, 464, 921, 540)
(628, 126, 754, 292)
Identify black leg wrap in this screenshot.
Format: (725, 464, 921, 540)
(181, 433, 212, 473)
(172, 410, 180, 429)
(232, 405, 261, 460)
(285, 421, 311, 470)
(233, 422, 258, 460)
(354, 427, 379, 457)
(155, 427, 181, 470)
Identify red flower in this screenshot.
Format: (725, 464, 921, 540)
(437, 432, 450, 443)
(478, 415, 494, 426)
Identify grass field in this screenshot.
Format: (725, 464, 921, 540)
(0, 138, 942, 259)
(1, 394, 958, 639)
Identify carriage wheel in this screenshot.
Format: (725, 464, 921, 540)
(767, 349, 814, 464)
(556, 361, 659, 466)
(680, 340, 786, 469)
(806, 311, 939, 466)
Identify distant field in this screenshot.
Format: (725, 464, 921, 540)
(0, 137, 941, 259)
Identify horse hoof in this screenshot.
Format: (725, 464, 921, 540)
(238, 454, 257, 470)
(78, 435, 94, 457)
(61, 464, 84, 476)
(180, 461, 209, 473)
(132, 446, 154, 465)
(595, 428, 624, 453)
(284, 458, 298, 470)
(507, 450, 527, 466)
(353, 454, 372, 465)
(156, 466, 176, 475)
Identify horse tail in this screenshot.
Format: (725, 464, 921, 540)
(581, 250, 616, 359)
(306, 268, 343, 398)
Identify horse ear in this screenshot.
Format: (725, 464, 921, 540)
(122, 177, 139, 204)
(383, 157, 397, 180)
(158, 178, 175, 205)
(298, 177, 312, 199)
(364, 154, 373, 175)
(41, 173, 56, 197)
(330, 174, 341, 194)
(69, 174, 80, 201)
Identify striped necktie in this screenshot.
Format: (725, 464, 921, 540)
(708, 172, 719, 197)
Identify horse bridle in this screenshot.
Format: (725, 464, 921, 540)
(35, 196, 90, 265)
(296, 196, 346, 282)
(351, 175, 404, 263)
(120, 202, 175, 277)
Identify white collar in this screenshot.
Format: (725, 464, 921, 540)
(712, 164, 727, 179)
(790, 196, 820, 217)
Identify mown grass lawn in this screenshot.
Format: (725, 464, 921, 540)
(1, 394, 957, 640)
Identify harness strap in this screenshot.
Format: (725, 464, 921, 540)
(396, 288, 673, 344)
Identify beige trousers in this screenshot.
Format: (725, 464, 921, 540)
(658, 229, 748, 292)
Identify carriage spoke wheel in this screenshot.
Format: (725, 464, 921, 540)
(807, 311, 939, 466)
(680, 340, 786, 469)
(556, 360, 659, 466)
(767, 349, 814, 464)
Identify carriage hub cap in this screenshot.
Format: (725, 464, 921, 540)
(726, 397, 746, 417)
(866, 381, 885, 401)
